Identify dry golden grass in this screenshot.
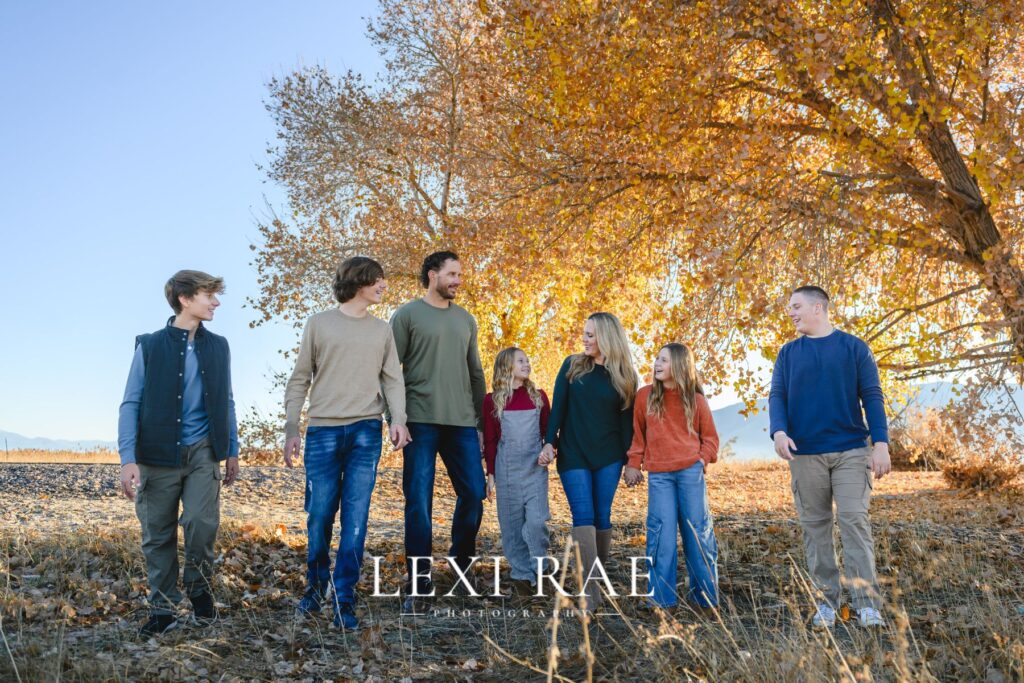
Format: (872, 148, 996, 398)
(0, 449, 119, 464)
(1, 461, 1022, 681)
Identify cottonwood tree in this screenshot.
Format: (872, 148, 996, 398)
(473, 0, 1024, 401)
(253, 0, 1024, 430)
(253, 0, 671, 397)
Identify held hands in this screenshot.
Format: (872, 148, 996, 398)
(486, 474, 495, 502)
(870, 442, 892, 479)
(537, 443, 555, 467)
(623, 465, 644, 487)
(120, 463, 141, 501)
(773, 431, 798, 461)
(390, 424, 412, 451)
(283, 436, 302, 468)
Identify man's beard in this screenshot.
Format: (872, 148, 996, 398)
(436, 283, 457, 300)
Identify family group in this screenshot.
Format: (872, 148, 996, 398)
(117, 251, 891, 637)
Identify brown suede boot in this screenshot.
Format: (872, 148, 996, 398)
(571, 526, 602, 611)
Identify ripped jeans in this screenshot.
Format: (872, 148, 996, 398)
(303, 420, 383, 605)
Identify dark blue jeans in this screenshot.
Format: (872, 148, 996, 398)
(304, 420, 383, 606)
(403, 423, 485, 591)
(559, 460, 624, 529)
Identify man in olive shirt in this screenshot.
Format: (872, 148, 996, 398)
(391, 251, 487, 612)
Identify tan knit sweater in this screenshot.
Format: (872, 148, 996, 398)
(284, 309, 406, 441)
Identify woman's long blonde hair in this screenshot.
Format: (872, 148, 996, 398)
(647, 342, 703, 435)
(491, 347, 543, 418)
(566, 312, 638, 409)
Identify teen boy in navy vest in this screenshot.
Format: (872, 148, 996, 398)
(118, 270, 240, 637)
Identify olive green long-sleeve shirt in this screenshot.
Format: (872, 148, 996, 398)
(390, 299, 486, 430)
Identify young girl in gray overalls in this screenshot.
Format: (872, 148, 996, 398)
(483, 347, 551, 594)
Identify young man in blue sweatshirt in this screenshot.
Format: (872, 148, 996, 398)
(118, 270, 240, 637)
(769, 286, 890, 629)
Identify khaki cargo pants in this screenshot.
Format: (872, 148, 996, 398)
(136, 438, 222, 615)
(789, 446, 881, 611)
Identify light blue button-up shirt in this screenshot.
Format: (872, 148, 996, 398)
(117, 338, 238, 465)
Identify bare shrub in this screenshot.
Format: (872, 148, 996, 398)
(939, 439, 1024, 491)
(888, 408, 950, 471)
(901, 386, 1024, 490)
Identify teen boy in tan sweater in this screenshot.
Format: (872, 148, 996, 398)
(283, 256, 410, 630)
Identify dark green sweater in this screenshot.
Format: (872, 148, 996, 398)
(545, 356, 634, 473)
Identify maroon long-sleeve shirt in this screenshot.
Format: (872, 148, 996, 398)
(482, 386, 550, 475)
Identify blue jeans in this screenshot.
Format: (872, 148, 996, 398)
(304, 420, 383, 605)
(646, 462, 719, 608)
(403, 423, 485, 591)
(559, 460, 623, 529)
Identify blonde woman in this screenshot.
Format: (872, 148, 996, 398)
(482, 348, 551, 595)
(539, 312, 638, 609)
(625, 343, 719, 610)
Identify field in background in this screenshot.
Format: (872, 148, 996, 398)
(0, 448, 119, 464)
(1, 460, 1022, 681)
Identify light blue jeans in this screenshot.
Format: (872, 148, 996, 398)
(646, 461, 719, 608)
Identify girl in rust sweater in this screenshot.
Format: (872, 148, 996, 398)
(625, 343, 720, 609)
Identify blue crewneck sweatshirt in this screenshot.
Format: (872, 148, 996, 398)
(768, 329, 888, 455)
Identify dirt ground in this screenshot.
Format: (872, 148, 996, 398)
(1, 460, 1022, 681)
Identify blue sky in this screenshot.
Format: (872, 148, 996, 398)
(0, 2, 382, 440)
(0, 1, 752, 444)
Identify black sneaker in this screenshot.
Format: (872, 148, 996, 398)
(138, 614, 178, 638)
(401, 578, 433, 615)
(191, 592, 218, 625)
(401, 594, 426, 615)
(297, 582, 330, 616)
(333, 602, 359, 630)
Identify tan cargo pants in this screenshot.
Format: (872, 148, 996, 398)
(136, 438, 222, 615)
(789, 446, 881, 610)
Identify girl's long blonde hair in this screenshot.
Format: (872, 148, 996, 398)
(491, 347, 543, 418)
(566, 312, 638, 410)
(647, 342, 703, 435)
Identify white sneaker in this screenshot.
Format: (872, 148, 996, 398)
(811, 604, 836, 628)
(858, 607, 885, 628)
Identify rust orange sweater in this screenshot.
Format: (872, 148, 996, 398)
(627, 385, 719, 472)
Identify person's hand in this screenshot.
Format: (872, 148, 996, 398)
(486, 474, 496, 502)
(870, 442, 891, 479)
(225, 457, 239, 486)
(120, 463, 141, 501)
(284, 436, 302, 468)
(537, 443, 555, 467)
(478, 430, 485, 457)
(390, 424, 412, 450)
(623, 466, 644, 487)
(773, 431, 797, 461)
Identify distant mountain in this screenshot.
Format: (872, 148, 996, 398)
(0, 430, 116, 452)
(711, 381, 1024, 461)
(4, 381, 1020, 457)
